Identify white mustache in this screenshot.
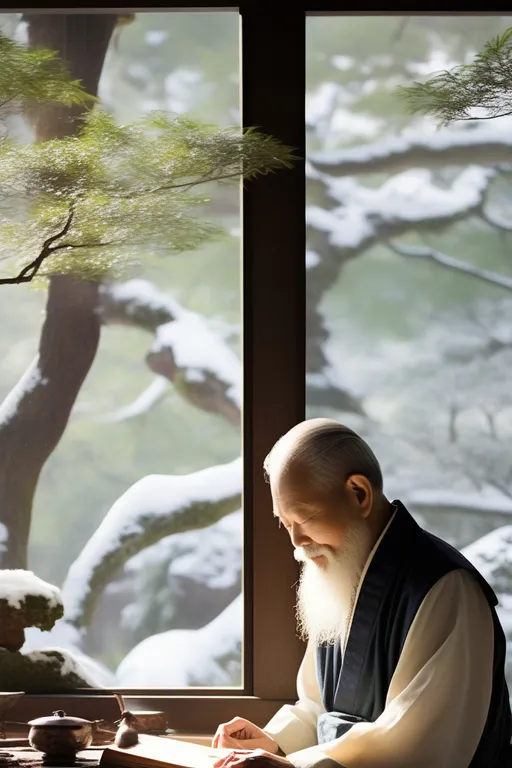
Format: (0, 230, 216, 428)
(294, 545, 332, 563)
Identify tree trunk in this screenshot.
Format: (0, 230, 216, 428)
(0, 14, 116, 568)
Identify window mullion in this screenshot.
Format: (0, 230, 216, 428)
(241, 1, 306, 701)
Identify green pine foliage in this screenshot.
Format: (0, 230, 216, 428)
(0, 31, 93, 116)
(398, 27, 512, 124)
(0, 109, 295, 282)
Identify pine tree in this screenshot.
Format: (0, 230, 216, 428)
(0, 31, 93, 118)
(0, 110, 294, 284)
(398, 27, 512, 124)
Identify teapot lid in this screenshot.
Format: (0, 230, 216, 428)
(28, 709, 93, 727)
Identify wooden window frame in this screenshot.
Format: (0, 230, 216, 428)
(9, 0, 472, 736)
(9, 0, 306, 734)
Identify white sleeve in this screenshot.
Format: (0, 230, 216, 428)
(264, 639, 325, 755)
(286, 568, 495, 768)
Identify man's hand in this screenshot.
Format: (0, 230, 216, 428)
(213, 748, 291, 768)
(212, 718, 280, 754)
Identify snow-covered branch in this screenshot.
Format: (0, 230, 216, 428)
(62, 458, 242, 629)
(147, 314, 241, 425)
(482, 206, 512, 232)
(305, 167, 494, 415)
(307, 166, 493, 261)
(101, 280, 241, 426)
(310, 124, 512, 177)
(405, 488, 512, 517)
(387, 241, 512, 293)
(100, 280, 180, 332)
(105, 377, 169, 423)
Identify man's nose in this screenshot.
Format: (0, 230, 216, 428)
(290, 523, 311, 548)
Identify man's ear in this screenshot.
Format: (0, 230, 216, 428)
(345, 474, 373, 518)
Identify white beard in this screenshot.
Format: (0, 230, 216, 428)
(294, 521, 374, 647)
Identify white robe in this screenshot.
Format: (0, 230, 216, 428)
(264, 543, 496, 768)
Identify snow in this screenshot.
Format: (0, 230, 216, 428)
(311, 119, 512, 168)
(330, 108, 382, 141)
(126, 509, 241, 590)
(406, 488, 512, 515)
(331, 55, 354, 71)
(107, 377, 169, 422)
(306, 166, 492, 250)
(153, 314, 242, 408)
(463, 526, 512, 575)
(61, 457, 242, 623)
(145, 30, 168, 47)
(406, 47, 463, 77)
(0, 523, 7, 555)
(0, 356, 48, 426)
(116, 593, 242, 687)
(104, 279, 182, 319)
(105, 280, 241, 408)
(306, 204, 372, 249)
(23, 619, 115, 687)
(306, 83, 339, 126)
(306, 81, 382, 143)
(24, 648, 110, 688)
(483, 207, 512, 232)
(0, 569, 62, 610)
(306, 250, 321, 269)
(328, 166, 491, 221)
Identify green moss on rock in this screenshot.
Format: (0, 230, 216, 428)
(0, 570, 64, 650)
(0, 648, 92, 693)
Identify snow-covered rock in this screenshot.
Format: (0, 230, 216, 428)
(22, 618, 115, 687)
(0, 569, 62, 610)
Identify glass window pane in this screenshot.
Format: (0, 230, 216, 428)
(306, 13, 512, 688)
(0, 10, 242, 692)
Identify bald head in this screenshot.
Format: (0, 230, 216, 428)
(264, 418, 383, 500)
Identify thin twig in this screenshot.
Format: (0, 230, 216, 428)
(481, 205, 512, 231)
(387, 240, 512, 293)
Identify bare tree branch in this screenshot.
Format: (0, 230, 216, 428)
(387, 241, 512, 293)
(105, 377, 169, 423)
(0, 206, 74, 285)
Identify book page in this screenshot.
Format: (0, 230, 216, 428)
(101, 734, 230, 768)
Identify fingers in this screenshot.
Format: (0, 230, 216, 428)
(214, 732, 243, 749)
(213, 753, 273, 768)
(213, 751, 252, 768)
(213, 718, 255, 748)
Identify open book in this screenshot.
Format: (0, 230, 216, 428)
(100, 734, 229, 768)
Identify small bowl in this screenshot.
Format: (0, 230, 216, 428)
(27, 710, 94, 762)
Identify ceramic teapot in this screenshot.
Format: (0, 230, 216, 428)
(27, 709, 94, 761)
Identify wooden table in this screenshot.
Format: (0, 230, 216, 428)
(1, 733, 213, 767)
(0, 746, 103, 766)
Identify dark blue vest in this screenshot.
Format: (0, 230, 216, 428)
(317, 501, 512, 767)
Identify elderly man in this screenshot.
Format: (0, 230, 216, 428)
(213, 419, 512, 768)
